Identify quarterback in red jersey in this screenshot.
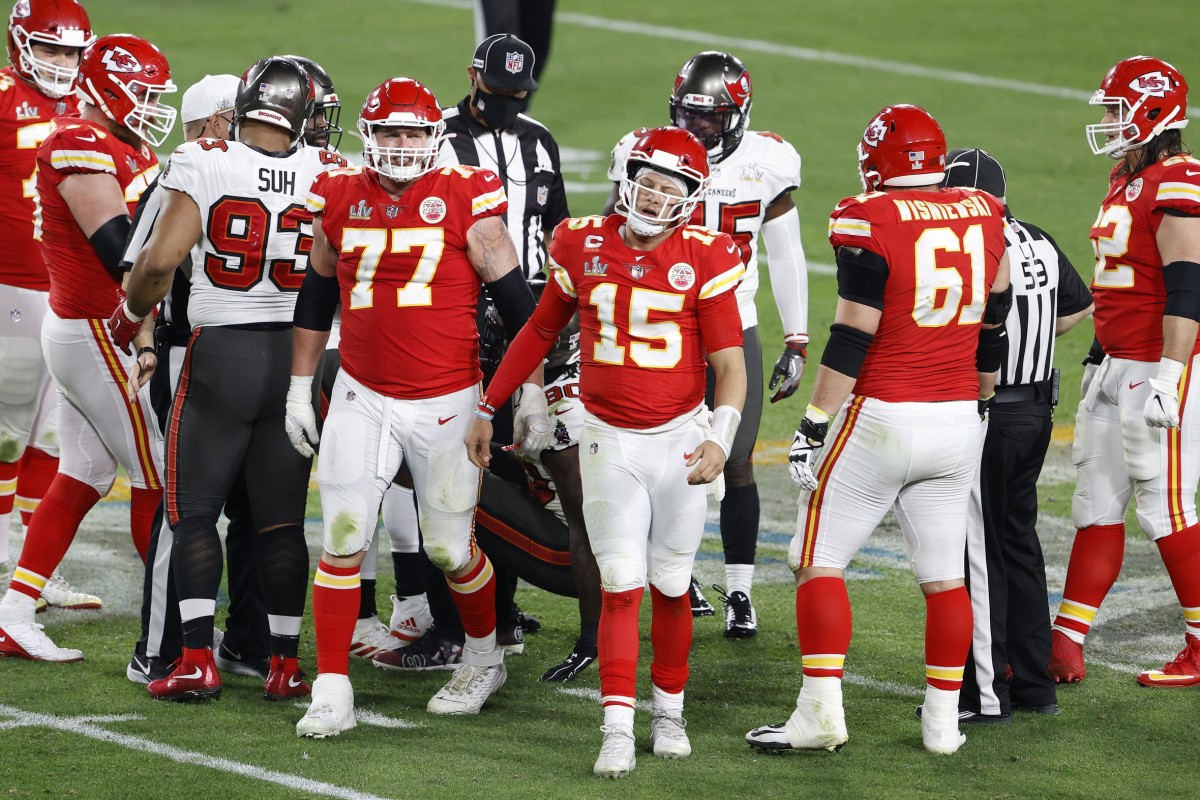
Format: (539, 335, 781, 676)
(467, 126, 746, 778)
(0, 0, 92, 604)
(1050, 55, 1200, 688)
(0, 33, 174, 663)
(746, 104, 1011, 757)
(289, 77, 539, 737)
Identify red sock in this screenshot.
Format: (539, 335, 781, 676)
(15, 448, 58, 529)
(129, 487, 160, 564)
(444, 551, 496, 639)
(11, 474, 100, 598)
(924, 585, 973, 691)
(598, 587, 643, 707)
(1157, 523, 1200, 636)
(796, 577, 852, 678)
(312, 560, 359, 676)
(1054, 523, 1125, 639)
(649, 586, 692, 694)
(0, 459, 18, 517)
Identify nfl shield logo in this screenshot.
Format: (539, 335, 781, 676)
(385, 205, 399, 219)
(506, 51, 524, 75)
(537, 186, 548, 206)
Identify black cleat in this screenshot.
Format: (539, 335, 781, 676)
(688, 577, 715, 617)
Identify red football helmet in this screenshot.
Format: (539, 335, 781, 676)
(618, 125, 710, 237)
(1087, 55, 1189, 158)
(856, 104, 946, 192)
(75, 33, 177, 146)
(357, 77, 445, 182)
(6, 0, 93, 99)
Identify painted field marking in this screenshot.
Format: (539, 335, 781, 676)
(292, 702, 422, 730)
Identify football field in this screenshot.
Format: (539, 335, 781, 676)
(1, 1, 1198, 797)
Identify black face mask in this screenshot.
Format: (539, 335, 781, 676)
(471, 86, 524, 130)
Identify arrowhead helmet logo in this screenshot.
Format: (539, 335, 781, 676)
(101, 46, 142, 74)
(1131, 71, 1171, 97)
(864, 118, 889, 148)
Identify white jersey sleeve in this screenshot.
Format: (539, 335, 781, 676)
(605, 129, 642, 182)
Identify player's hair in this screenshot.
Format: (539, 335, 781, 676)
(1118, 129, 1192, 180)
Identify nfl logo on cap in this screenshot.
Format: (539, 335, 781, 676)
(506, 51, 524, 75)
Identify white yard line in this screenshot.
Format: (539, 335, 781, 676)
(292, 702, 422, 730)
(0, 705, 397, 800)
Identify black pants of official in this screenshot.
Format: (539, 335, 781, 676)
(475, 0, 557, 83)
(961, 400, 1057, 714)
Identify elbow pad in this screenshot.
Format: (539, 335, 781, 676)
(89, 215, 133, 275)
(976, 324, 1008, 372)
(1162, 260, 1200, 322)
(819, 323, 874, 378)
(983, 285, 1013, 325)
(293, 266, 339, 331)
(486, 269, 537, 341)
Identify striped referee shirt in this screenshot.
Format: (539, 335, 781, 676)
(439, 98, 570, 279)
(1000, 215, 1093, 387)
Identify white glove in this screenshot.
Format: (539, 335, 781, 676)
(1144, 358, 1184, 429)
(789, 405, 830, 490)
(513, 383, 554, 459)
(285, 375, 319, 457)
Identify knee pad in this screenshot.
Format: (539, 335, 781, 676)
(1121, 409, 1160, 482)
(320, 491, 372, 557)
(420, 518, 473, 572)
(0, 337, 44, 408)
(423, 441, 479, 515)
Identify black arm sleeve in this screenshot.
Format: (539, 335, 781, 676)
(293, 266, 340, 331)
(487, 268, 537, 341)
(1083, 336, 1105, 366)
(976, 325, 1008, 372)
(89, 215, 132, 276)
(819, 323, 874, 378)
(1162, 260, 1200, 322)
(834, 246, 889, 309)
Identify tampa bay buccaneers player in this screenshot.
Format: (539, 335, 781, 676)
(469, 126, 747, 778)
(746, 104, 1010, 757)
(0, 0, 98, 610)
(0, 33, 174, 662)
(604, 51, 808, 638)
(1050, 55, 1200, 688)
(289, 77, 540, 737)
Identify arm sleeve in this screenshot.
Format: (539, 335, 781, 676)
(760, 205, 808, 342)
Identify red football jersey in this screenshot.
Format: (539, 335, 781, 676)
(540, 215, 745, 428)
(307, 164, 507, 399)
(1090, 155, 1200, 361)
(38, 116, 158, 319)
(0, 68, 79, 290)
(827, 187, 1007, 403)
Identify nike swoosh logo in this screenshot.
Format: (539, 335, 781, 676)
(0, 635, 6, 643)
(288, 675, 304, 688)
(1187, 170, 1200, 176)
(179, 666, 203, 681)
(438, 415, 457, 425)
(1129, 381, 1145, 390)
(553, 408, 570, 416)
(77, 133, 97, 142)
(683, 451, 695, 460)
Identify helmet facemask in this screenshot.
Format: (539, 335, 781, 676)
(619, 165, 704, 237)
(11, 25, 88, 98)
(671, 102, 748, 165)
(359, 119, 445, 183)
(1086, 91, 1186, 159)
(122, 79, 177, 147)
(307, 97, 342, 150)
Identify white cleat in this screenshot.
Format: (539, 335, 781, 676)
(746, 687, 848, 752)
(0, 619, 83, 662)
(389, 593, 433, 646)
(593, 724, 636, 778)
(349, 616, 397, 659)
(296, 673, 357, 739)
(920, 694, 967, 755)
(650, 711, 691, 759)
(427, 662, 506, 715)
(40, 571, 102, 611)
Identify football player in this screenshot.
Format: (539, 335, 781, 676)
(289, 77, 541, 737)
(0, 33, 174, 662)
(282, 54, 341, 150)
(1050, 56, 1200, 688)
(468, 126, 747, 778)
(746, 105, 1010, 756)
(0, 0, 99, 611)
(114, 56, 348, 703)
(604, 51, 808, 637)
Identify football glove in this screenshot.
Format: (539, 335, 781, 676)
(978, 393, 994, 422)
(513, 383, 554, 459)
(789, 406, 830, 490)
(1144, 358, 1185, 429)
(107, 293, 145, 356)
(285, 376, 319, 457)
(769, 341, 807, 403)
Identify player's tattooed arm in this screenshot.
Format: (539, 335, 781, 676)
(467, 215, 522, 282)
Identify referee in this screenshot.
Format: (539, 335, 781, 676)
(439, 33, 569, 279)
(943, 149, 1094, 722)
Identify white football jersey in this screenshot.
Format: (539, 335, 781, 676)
(159, 139, 343, 327)
(608, 129, 801, 329)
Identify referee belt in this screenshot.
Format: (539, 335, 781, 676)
(992, 379, 1053, 405)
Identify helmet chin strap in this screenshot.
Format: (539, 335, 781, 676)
(626, 213, 667, 238)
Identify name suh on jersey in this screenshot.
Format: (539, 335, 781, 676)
(158, 138, 346, 327)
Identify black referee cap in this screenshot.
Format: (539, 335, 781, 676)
(472, 33, 538, 92)
(943, 148, 1006, 201)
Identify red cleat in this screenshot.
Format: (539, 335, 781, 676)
(1048, 630, 1086, 684)
(148, 647, 222, 702)
(1137, 634, 1200, 688)
(263, 655, 311, 701)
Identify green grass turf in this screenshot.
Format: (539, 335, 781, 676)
(3, 1, 1198, 797)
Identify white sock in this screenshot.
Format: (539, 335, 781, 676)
(603, 703, 635, 731)
(651, 685, 684, 716)
(725, 563, 754, 597)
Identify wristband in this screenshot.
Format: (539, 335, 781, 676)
(804, 403, 832, 425)
(1154, 357, 1185, 387)
(122, 300, 147, 324)
(704, 405, 742, 458)
(136, 346, 156, 358)
(475, 399, 497, 421)
(784, 333, 809, 346)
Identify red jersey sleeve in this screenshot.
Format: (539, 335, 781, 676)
(38, 121, 119, 177)
(1152, 156, 1200, 217)
(827, 193, 886, 255)
(694, 229, 745, 352)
